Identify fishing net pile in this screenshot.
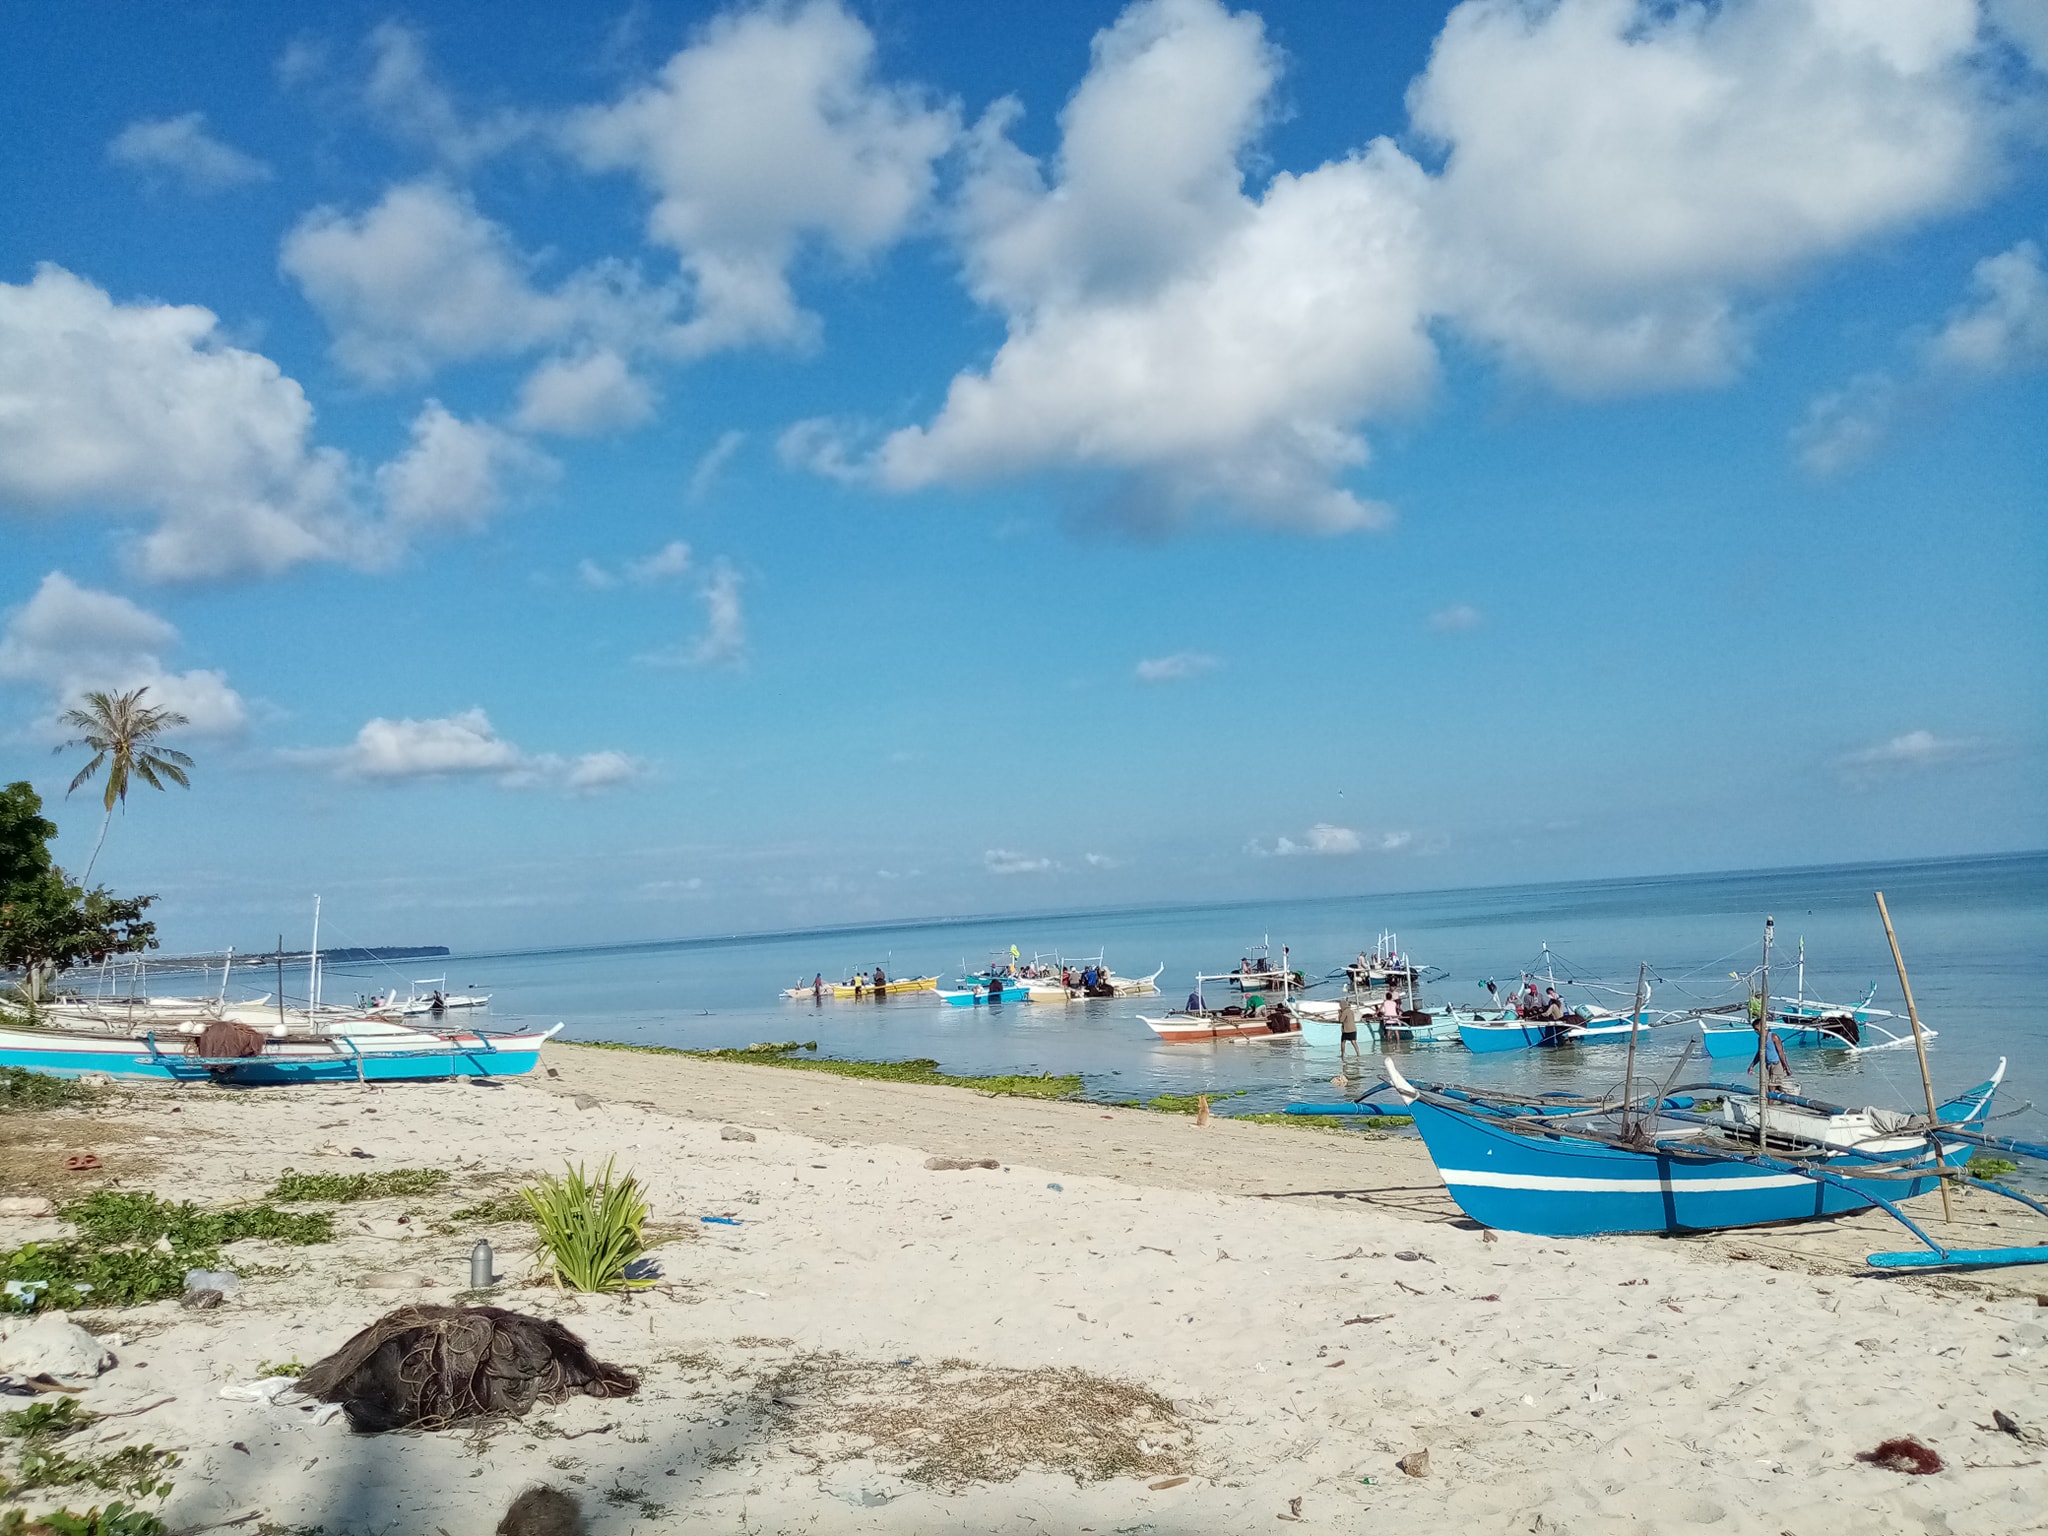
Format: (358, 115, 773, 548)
(193, 1020, 268, 1061)
(296, 1305, 639, 1432)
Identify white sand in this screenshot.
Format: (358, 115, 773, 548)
(2, 1046, 2044, 1535)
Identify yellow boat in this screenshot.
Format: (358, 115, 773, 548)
(781, 974, 939, 1000)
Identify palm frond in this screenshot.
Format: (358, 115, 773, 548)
(65, 753, 107, 796)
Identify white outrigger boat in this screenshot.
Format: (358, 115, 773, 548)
(1140, 948, 1309, 1041)
(378, 977, 492, 1015)
(0, 1010, 561, 1084)
(5, 901, 556, 1084)
(1022, 957, 1163, 1002)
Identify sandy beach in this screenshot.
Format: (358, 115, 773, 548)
(3, 1043, 2046, 1536)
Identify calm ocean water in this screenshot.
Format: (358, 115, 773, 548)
(164, 853, 2048, 1141)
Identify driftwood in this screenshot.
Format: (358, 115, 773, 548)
(296, 1305, 638, 1432)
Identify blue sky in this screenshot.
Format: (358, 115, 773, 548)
(0, 0, 2043, 952)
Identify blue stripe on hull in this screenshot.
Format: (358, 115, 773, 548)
(0, 1044, 541, 1084)
(1406, 1097, 1956, 1237)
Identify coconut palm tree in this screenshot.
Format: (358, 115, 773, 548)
(56, 687, 193, 883)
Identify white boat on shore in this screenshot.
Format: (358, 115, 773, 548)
(0, 1010, 561, 1084)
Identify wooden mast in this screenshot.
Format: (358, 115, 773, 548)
(1876, 890, 1953, 1225)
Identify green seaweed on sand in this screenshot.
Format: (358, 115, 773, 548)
(0, 1192, 333, 1311)
(63, 1192, 331, 1249)
(1968, 1156, 2021, 1179)
(0, 1505, 167, 1536)
(0, 1401, 94, 1441)
(0, 1067, 105, 1113)
(1234, 1112, 1413, 1132)
(0, 1398, 174, 1505)
(266, 1168, 449, 1203)
(1121, 1090, 1250, 1115)
(572, 1039, 1083, 1100)
(0, 1444, 177, 1502)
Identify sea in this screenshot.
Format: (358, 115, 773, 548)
(149, 852, 2048, 1142)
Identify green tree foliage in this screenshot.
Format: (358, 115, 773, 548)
(0, 783, 156, 1000)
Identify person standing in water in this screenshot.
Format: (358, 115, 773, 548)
(1338, 997, 1361, 1064)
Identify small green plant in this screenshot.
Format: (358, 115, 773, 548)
(0, 1504, 167, 1536)
(1968, 1156, 2021, 1179)
(256, 1358, 307, 1379)
(266, 1169, 449, 1203)
(520, 1159, 651, 1294)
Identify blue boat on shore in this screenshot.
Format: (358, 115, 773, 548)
(0, 1018, 562, 1084)
(1379, 1057, 2048, 1269)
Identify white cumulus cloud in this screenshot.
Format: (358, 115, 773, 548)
(107, 113, 271, 192)
(0, 264, 355, 581)
(1929, 239, 2048, 375)
(1839, 728, 1991, 782)
(514, 349, 657, 435)
(1251, 822, 1363, 857)
(282, 181, 586, 386)
(294, 706, 643, 793)
(635, 558, 747, 668)
(374, 401, 554, 536)
(362, 20, 537, 168)
(578, 540, 693, 590)
(1411, 0, 2000, 393)
(827, 0, 2026, 533)
(0, 266, 543, 580)
(984, 848, 1054, 875)
(567, 0, 959, 358)
(1795, 238, 2048, 475)
(0, 572, 246, 736)
(687, 429, 747, 502)
(1135, 651, 1220, 683)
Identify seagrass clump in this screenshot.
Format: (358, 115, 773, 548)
(296, 1304, 638, 1432)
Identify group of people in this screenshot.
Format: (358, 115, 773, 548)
(1335, 980, 1408, 1061)
(809, 966, 890, 1002)
(1060, 964, 1116, 997)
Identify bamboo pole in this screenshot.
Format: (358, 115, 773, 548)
(1620, 961, 1647, 1138)
(1876, 890, 1953, 1224)
(1756, 917, 1773, 1152)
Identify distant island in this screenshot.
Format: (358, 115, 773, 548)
(143, 945, 453, 967)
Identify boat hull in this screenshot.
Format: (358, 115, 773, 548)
(1139, 1013, 1303, 1042)
(1459, 1019, 1570, 1052)
(938, 985, 1030, 1006)
(1698, 1021, 1860, 1058)
(1403, 1094, 1970, 1236)
(782, 976, 940, 1000)
(0, 1025, 560, 1084)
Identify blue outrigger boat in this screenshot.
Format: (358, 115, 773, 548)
(1382, 1056, 2048, 1270)
(938, 981, 1031, 1007)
